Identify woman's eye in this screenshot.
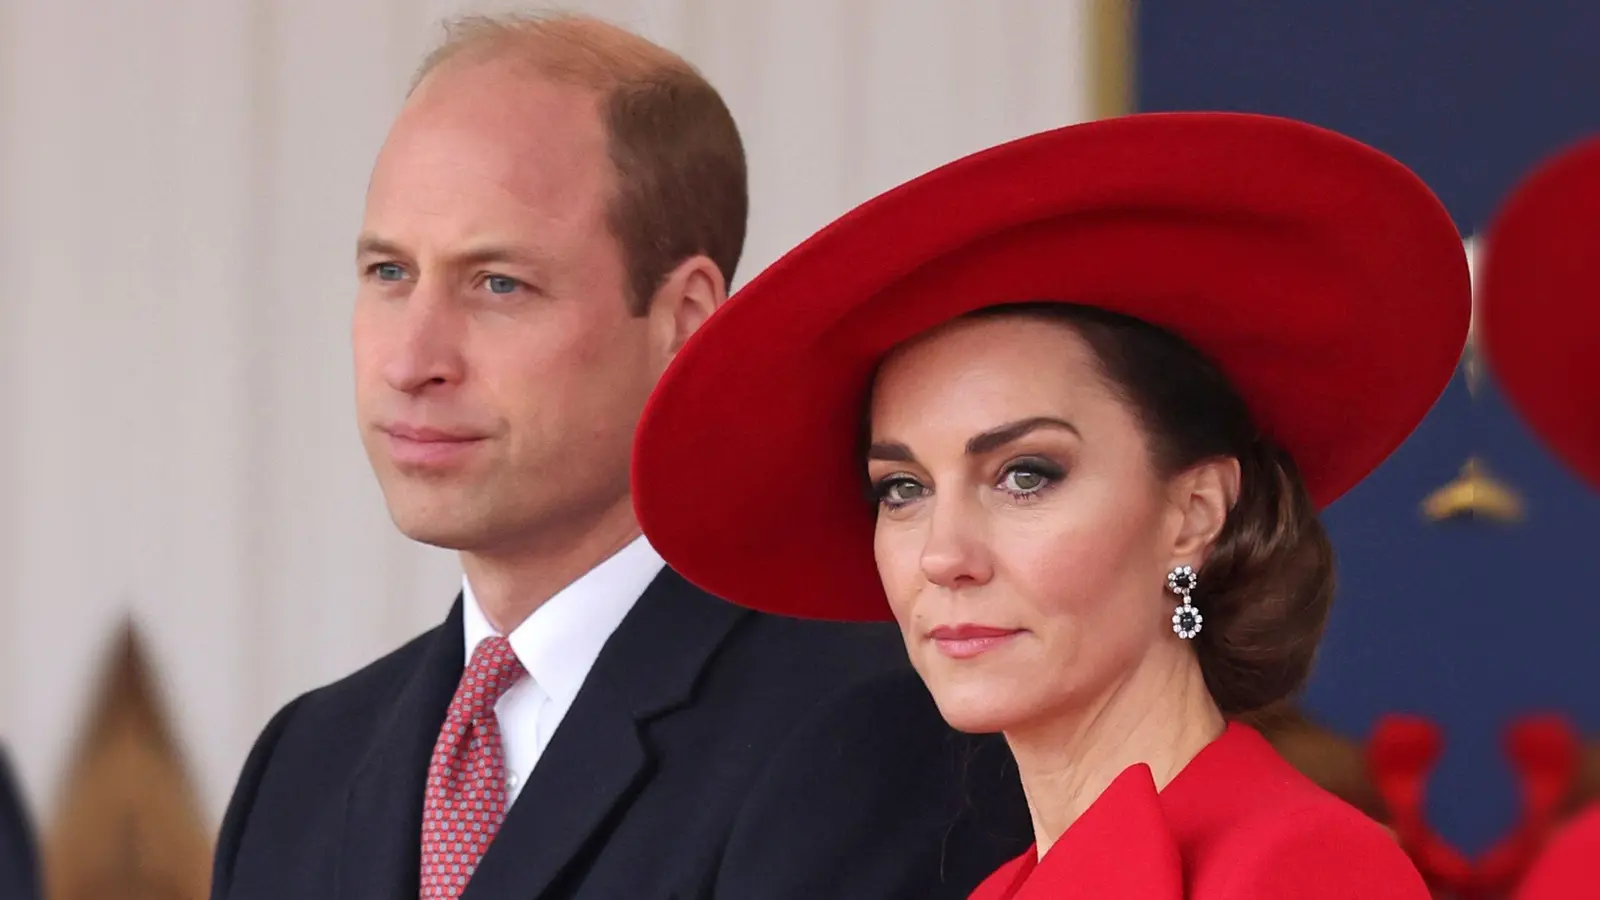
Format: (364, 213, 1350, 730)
(1000, 465, 1056, 495)
(876, 477, 927, 507)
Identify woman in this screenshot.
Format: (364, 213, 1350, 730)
(1474, 134, 1600, 900)
(632, 112, 1469, 897)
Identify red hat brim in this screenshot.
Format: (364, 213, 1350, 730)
(633, 112, 1470, 622)
(1478, 136, 1600, 492)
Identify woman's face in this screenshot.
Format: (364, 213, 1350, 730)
(867, 314, 1199, 735)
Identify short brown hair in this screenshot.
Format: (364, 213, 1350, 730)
(971, 303, 1336, 716)
(413, 12, 748, 314)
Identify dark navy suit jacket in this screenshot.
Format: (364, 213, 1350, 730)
(211, 568, 1031, 900)
(0, 746, 39, 900)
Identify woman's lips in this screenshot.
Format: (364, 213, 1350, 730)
(927, 624, 1023, 659)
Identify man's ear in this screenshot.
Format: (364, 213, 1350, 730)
(646, 255, 726, 366)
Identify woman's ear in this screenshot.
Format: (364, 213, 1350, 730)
(1169, 456, 1241, 561)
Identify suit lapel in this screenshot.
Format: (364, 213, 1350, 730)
(463, 569, 748, 900)
(337, 596, 466, 900)
(463, 676, 646, 900)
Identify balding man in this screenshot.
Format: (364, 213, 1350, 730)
(209, 14, 1029, 900)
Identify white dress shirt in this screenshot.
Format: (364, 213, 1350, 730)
(461, 535, 666, 805)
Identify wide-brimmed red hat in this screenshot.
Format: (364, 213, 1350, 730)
(1477, 135, 1600, 493)
(633, 112, 1471, 622)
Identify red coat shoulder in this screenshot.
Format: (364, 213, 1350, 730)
(968, 725, 1430, 899)
(1188, 788, 1427, 897)
(1171, 726, 1426, 897)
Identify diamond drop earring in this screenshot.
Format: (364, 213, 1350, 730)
(1167, 565, 1202, 639)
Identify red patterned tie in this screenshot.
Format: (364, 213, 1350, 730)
(419, 635, 526, 899)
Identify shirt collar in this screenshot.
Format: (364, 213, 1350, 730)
(462, 535, 666, 708)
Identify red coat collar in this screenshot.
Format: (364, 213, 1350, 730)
(971, 722, 1281, 900)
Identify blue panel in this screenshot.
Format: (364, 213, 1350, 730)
(1139, 2, 1600, 854)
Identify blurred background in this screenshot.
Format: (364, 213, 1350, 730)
(0, 1, 1595, 896)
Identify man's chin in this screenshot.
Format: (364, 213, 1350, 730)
(384, 503, 492, 553)
(398, 529, 478, 552)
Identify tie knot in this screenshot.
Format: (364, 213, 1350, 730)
(463, 635, 525, 707)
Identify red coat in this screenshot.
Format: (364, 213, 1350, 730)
(970, 723, 1428, 899)
(1513, 803, 1600, 899)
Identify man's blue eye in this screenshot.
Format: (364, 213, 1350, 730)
(486, 275, 520, 295)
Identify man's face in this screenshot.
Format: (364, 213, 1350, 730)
(353, 61, 657, 555)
